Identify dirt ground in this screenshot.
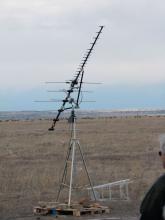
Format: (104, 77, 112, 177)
(1, 116, 165, 219)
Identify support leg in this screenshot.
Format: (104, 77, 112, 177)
(77, 141, 97, 201)
(56, 141, 72, 202)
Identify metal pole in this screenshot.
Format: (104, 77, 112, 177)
(68, 140, 75, 206)
(68, 108, 76, 206)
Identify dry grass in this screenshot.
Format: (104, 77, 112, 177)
(0, 116, 165, 219)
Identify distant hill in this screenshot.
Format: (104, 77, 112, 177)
(1, 109, 165, 121)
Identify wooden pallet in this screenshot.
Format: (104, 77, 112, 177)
(34, 203, 110, 217)
(56, 206, 110, 217)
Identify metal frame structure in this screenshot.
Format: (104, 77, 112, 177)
(87, 179, 132, 201)
(56, 105, 96, 206)
(47, 26, 104, 207)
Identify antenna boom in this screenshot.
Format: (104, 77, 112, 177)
(48, 26, 104, 131)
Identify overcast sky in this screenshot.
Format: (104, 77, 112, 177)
(0, 0, 165, 111)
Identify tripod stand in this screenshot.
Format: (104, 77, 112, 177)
(56, 107, 96, 207)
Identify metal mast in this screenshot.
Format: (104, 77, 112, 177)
(56, 104, 97, 206)
(46, 26, 104, 207)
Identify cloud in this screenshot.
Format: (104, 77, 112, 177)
(0, 0, 165, 90)
(0, 0, 112, 29)
(90, 59, 165, 85)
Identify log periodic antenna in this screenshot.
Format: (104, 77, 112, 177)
(48, 26, 104, 131)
